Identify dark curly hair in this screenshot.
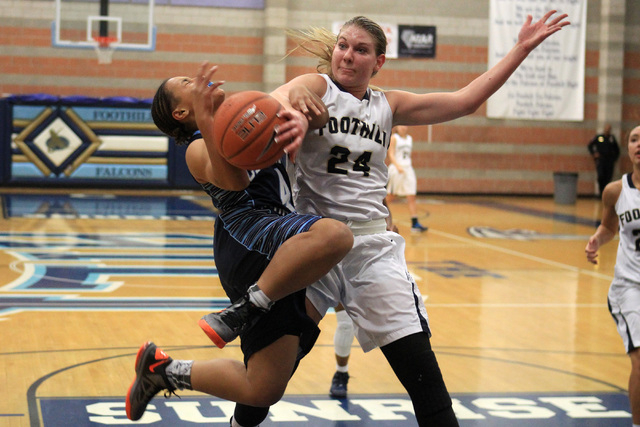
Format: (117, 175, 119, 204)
(151, 79, 194, 145)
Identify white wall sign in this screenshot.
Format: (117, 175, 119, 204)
(487, 0, 587, 121)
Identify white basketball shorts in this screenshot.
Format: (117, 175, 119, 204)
(608, 276, 640, 353)
(306, 229, 430, 352)
(387, 164, 417, 197)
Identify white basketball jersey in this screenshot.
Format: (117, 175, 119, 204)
(293, 74, 392, 221)
(614, 174, 640, 281)
(393, 133, 413, 168)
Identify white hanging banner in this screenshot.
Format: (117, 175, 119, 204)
(486, 0, 586, 121)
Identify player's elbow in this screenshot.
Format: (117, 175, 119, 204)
(451, 89, 484, 117)
(211, 173, 250, 192)
(461, 99, 482, 116)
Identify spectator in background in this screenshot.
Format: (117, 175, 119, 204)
(588, 123, 620, 196)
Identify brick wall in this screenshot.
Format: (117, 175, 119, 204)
(1, 0, 638, 195)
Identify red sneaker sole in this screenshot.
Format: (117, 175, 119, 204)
(198, 318, 226, 349)
(125, 341, 150, 420)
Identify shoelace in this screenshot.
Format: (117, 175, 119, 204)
(163, 389, 180, 399)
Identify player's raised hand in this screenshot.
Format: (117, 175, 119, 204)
(517, 10, 570, 53)
(194, 62, 225, 120)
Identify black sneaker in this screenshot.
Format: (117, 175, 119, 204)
(329, 371, 350, 398)
(126, 342, 176, 421)
(198, 292, 268, 348)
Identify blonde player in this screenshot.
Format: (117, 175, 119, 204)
(273, 11, 569, 425)
(586, 125, 640, 427)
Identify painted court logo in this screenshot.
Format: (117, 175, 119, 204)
(38, 394, 631, 426)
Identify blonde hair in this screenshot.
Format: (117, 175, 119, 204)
(285, 16, 387, 90)
(285, 27, 337, 78)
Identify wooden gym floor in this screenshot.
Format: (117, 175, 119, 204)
(0, 188, 632, 426)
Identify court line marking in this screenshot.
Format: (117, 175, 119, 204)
(427, 303, 606, 307)
(425, 228, 613, 281)
(405, 226, 612, 307)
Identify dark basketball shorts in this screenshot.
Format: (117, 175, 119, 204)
(213, 209, 322, 365)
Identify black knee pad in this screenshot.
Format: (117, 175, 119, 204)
(381, 332, 458, 426)
(233, 404, 269, 427)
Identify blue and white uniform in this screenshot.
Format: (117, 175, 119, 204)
(294, 75, 431, 352)
(190, 131, 322, 364)
(608, 173, 640, 353)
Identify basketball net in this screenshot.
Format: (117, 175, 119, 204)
(93, 36, 117, 64)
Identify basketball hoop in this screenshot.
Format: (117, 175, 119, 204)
(92, 36, 117, 64)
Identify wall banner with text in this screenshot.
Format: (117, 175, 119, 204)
(486, 0, 586, 121)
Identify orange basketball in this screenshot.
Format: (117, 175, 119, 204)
(213, 91, 287, 170)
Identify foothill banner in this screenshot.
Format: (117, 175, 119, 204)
(486, 0, 587, 121)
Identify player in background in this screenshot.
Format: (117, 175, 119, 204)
(586, 125, 640, 427)
(386, 125, 428, 233)
(328, 304, 355, 398)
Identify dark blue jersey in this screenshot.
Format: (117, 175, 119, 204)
(187, 131, 321, 366)
(189, 130, 294, 216)
(200, 161, 294, 216)
(188, 131, 320, 283)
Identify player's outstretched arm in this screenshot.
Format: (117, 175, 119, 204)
(390, 10, 570, 126)
(190, 62, 250, 191)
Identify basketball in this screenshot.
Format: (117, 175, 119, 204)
(213, 91, 287, 170)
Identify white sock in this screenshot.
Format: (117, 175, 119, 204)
(247, 284, 273, 309)
(165, 359, 193, 390)
(336, 364, 349, 373)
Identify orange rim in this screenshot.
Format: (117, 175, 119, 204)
(93, 36, 117, 48)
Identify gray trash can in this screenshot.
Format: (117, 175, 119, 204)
(553, 172, 578, 205)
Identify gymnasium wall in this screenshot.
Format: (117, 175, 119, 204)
(1, 0, 638, 195)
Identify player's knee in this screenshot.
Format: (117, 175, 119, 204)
(316, 219, 353, 258)
(247, 384, 287, 407)
(332, 221, 354, 256)
(247, 392, 283, 408)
